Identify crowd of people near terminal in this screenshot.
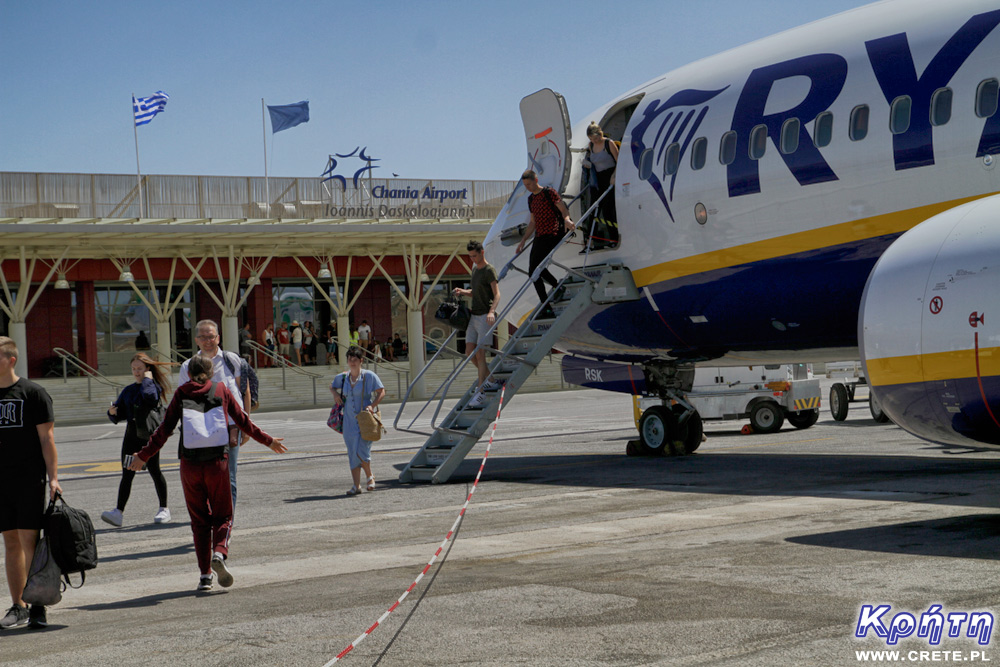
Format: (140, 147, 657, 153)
(0, 147, 611, 629)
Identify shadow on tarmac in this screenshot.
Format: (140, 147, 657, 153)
(98, 542, 195, 564)
(787, 514, 1000, 560)
(74, 588, 203, 611)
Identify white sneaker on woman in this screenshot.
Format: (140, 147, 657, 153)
(153, 507, 171, 524)
(101, 508, 123, 527)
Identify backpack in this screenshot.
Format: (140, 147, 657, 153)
(223, 351, 259, 411)
(45, 493, 97, 588)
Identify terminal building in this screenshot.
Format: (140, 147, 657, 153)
(0, 171, 514, 398)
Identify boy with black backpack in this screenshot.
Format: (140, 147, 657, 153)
(0, 336, 61, 630)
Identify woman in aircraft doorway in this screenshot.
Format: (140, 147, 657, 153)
(583, 122, 620, 249)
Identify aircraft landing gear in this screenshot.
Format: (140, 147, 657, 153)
(635, 404, 703, 456)
(628, 362, 701, 457)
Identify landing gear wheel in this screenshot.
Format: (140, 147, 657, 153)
(670, 405, 703, 454)
(787, 409, 819, 429)
(638, 405, 674, 455)
(830, 383, 850, 421)
(749, 401, 784, 434)
(869, 392, 890, 423)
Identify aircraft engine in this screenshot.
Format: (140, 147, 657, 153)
(860, 193, 1000, 448)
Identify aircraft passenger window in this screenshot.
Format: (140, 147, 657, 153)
(780, 118, 799, 154)
(690, 137, 707, 170)
(638, 148, 654, 180)
(889, 96, 911, 135)
(930, 88, 953, 126)
(814, 112, 834, 148)
(749, 124, 767, 160)
(976, 79, 999, 118)
(849, 104, 869, 141)
(719, 131, 737, 165)
(664, 143, 681, 176)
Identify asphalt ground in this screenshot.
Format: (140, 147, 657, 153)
(2, 384, 1000, 666)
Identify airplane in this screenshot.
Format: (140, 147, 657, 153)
(481, 0, 1000, 454)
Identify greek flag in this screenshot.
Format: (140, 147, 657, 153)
(133, 91, 170, 126)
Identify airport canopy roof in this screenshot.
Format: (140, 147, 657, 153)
(0, 217, 494, 259)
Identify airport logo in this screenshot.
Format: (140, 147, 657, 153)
(321, 147, 380, 190)
(855, 604, 994, 646)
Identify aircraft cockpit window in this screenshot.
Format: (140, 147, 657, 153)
(664, 143, 681, 176)
(976, 79, 999, 118)
(749, 124, 767, 160)
(638, 148, 654, 180)
(779, 118, 800, 154)
(813, 112, 834, 148)
(930, 88, 953, 127)
(889, 96, 911, 135)
(849, 105, 869, 141)
(690, 137, 707, 170)
(719, 131, 737, 165)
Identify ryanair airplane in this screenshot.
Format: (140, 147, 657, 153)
(483, 0, 1000, 452)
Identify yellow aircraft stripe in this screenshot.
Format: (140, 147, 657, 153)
(867, 346, 1000, 387)
(632, 192, 997, 288)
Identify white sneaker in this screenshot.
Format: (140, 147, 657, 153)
(211, 552, 234, 588)
(153, 507, 171, 524)
(468, 391, 487, 408)
(101, 508, 123, 528)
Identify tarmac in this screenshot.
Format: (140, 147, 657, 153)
(2, 385, 999, 666)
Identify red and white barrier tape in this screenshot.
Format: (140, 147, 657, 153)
(323, 384, 507, 666)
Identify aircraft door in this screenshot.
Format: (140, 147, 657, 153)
(519, 88, 572, 193)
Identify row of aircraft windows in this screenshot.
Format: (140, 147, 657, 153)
(645, 78, 1000, 179)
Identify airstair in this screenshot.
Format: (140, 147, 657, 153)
(395, 188, 640, 483)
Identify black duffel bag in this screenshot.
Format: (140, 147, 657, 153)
(435, 297, 471, 331)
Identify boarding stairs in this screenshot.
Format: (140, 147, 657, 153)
(396, 186, 639, 483)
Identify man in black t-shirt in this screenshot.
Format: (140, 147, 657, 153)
(0, 337, 59, 631)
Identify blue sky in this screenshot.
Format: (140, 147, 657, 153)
(2, 0, 872, 182)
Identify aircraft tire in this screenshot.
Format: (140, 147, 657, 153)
(829, 383, 850, 421)
(638, 405, 674, 455)
(672, 404, 703, 454)
(869, 392, 890, 423)
(749, 400, 784, 434)
(787, 409, 819, 429)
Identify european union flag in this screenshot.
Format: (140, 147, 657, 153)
(267, 101, 310, 133)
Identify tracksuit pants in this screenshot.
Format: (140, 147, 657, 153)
(180, 457, 233, 575)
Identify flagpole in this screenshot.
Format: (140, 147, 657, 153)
(262, 98, 269, 217)
(133, 94, 144, 218)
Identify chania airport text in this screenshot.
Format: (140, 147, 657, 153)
(326, 186, 473, 218)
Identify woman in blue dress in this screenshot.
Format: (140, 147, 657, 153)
(331, 346, 385, 495)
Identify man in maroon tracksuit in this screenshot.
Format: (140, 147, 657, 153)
(129, 355, 286, 592)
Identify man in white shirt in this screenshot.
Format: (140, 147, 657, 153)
(291, 320, 303, 365)
(179, 320, 250, 510)
(357, 320, 372, 353)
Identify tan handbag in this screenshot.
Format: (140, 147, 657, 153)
(356, 408, 384, 441)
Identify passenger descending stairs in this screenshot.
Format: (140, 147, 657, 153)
(399, 262, 639, 483)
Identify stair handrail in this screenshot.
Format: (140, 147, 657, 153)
(246, 339, 324, 404)
(149, 344, 189, 365)
(51, 347, 125, 400)
(346, 344, 410, 398)
(393, 328, 462, 434)
(395, 187, 608, 432)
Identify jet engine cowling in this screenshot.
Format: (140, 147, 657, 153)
(860, 193, 1000, 448)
